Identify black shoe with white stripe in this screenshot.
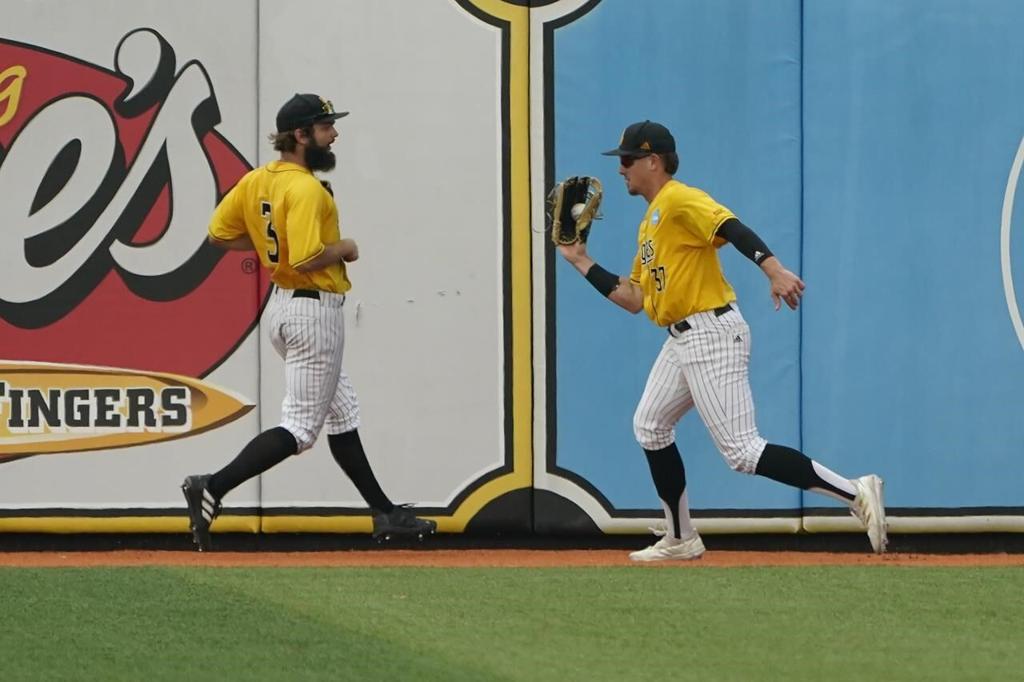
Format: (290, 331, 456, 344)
(181, 475, 221, 552)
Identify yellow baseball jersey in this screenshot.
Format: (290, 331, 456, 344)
(209, 160, 351, 293)
(629, 180, 736, 326)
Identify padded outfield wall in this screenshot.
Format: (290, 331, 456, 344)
(0, 0, 1021, 537)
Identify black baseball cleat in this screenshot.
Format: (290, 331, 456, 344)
(372, 504, 437, 542)
(180, 474, 221, 552)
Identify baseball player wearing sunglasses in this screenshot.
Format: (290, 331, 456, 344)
(557, 120, 887, 560)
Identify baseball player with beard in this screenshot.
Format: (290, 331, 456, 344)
(558, 120, 887, 560)
(181, 93, 435, 551)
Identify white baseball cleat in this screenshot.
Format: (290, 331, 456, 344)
(629, 530, 706, 562)
(851, 474, 888, 554)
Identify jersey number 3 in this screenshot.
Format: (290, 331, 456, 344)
(260, 201, 280, 263)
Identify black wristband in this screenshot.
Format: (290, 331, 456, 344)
(584, 263, 621, 297)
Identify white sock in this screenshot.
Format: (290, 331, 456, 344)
(660, 490, 696, 540)
(810, 461, 858, 504)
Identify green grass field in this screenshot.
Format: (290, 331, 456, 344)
(1, 566, 1021, 681)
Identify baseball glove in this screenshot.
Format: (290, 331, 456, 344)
(546, 176, 602, 245)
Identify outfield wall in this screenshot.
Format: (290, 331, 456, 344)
(1, 0, 1021, 536)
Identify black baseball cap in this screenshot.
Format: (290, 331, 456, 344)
(276, 93, 349, 132)
(602, 120, 675, 156)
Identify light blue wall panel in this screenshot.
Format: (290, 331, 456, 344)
(553, 0, 803, 511)
(802, 0, 1024, 508)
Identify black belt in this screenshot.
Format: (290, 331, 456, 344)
(669, 303, 733, 335)
(292, 289, 320, 300)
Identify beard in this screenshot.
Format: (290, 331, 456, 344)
(304, 140, 336, 172)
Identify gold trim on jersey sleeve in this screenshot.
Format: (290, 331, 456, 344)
(289, 243, 325, 269)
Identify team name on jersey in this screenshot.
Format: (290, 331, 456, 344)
(640, 239, 655, 265)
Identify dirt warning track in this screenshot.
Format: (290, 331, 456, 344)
(2, 550, 1023, 568)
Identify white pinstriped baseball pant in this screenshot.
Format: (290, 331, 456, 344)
(265, 287, 360, 452)
(633, 303, 767, 474)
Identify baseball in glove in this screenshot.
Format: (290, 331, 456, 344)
(547, 176, 602, 246)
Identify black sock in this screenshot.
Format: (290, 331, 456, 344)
(328, 430, 394, 513)
(642, 443, 688, 538)
(754, 444, 855, 501)
(207, 426, 298, 500)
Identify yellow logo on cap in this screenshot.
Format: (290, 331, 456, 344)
(320, 97, 334, 114)
(640, 141, 651, 151)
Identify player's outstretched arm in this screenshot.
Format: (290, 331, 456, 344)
(716, 218, 804, 311)
(557, 242, 643, 314)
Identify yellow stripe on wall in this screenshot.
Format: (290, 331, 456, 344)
(440, 0, 534, 531)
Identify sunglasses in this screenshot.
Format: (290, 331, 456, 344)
(619, 153, 651, 168)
